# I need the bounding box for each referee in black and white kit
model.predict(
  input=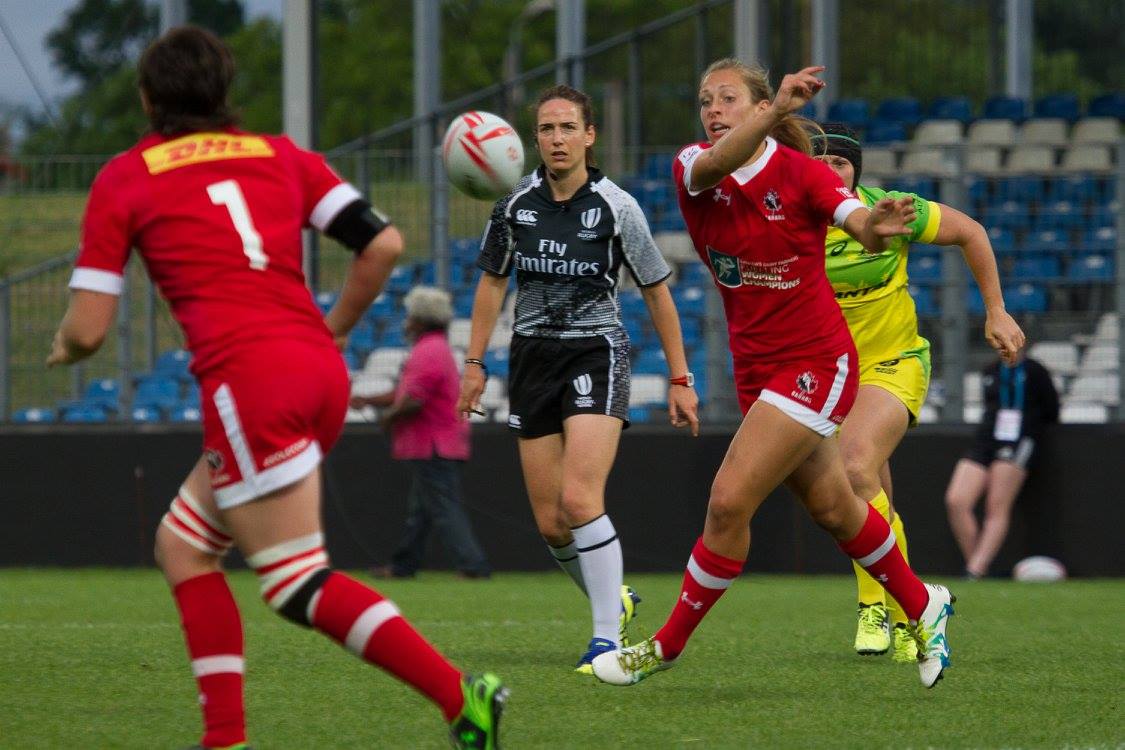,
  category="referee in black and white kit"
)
[945,353,1060,579]
[457,84,700,674]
